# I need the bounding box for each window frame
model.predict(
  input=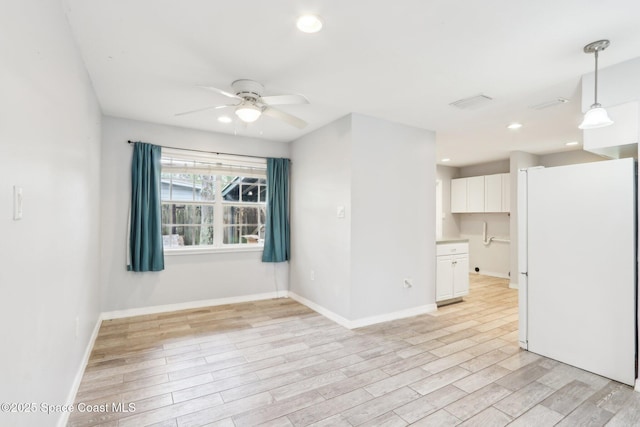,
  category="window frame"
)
[160,149,267,255]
